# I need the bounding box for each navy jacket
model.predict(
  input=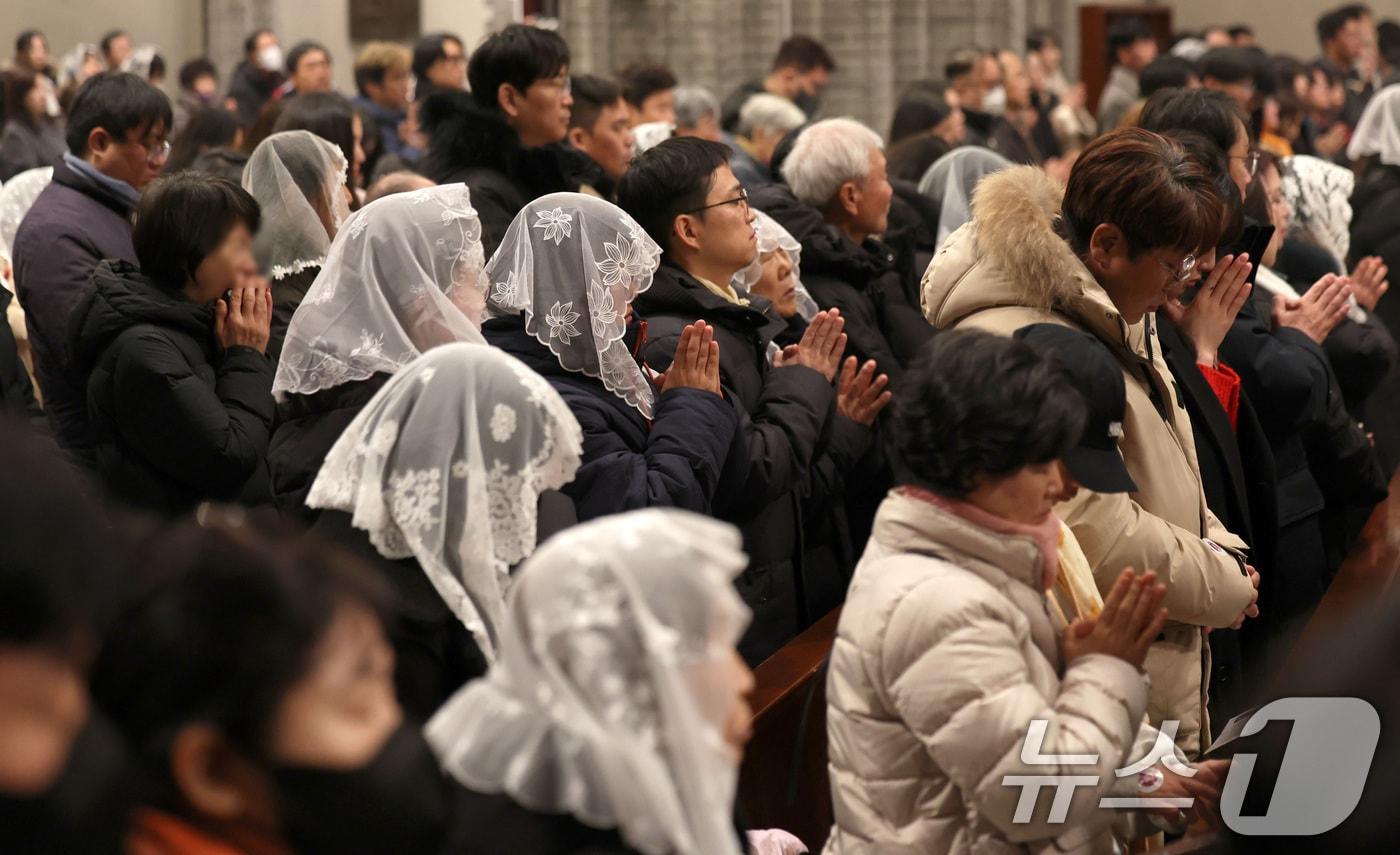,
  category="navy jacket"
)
[483,315,738,521]
[13,160,137,466]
